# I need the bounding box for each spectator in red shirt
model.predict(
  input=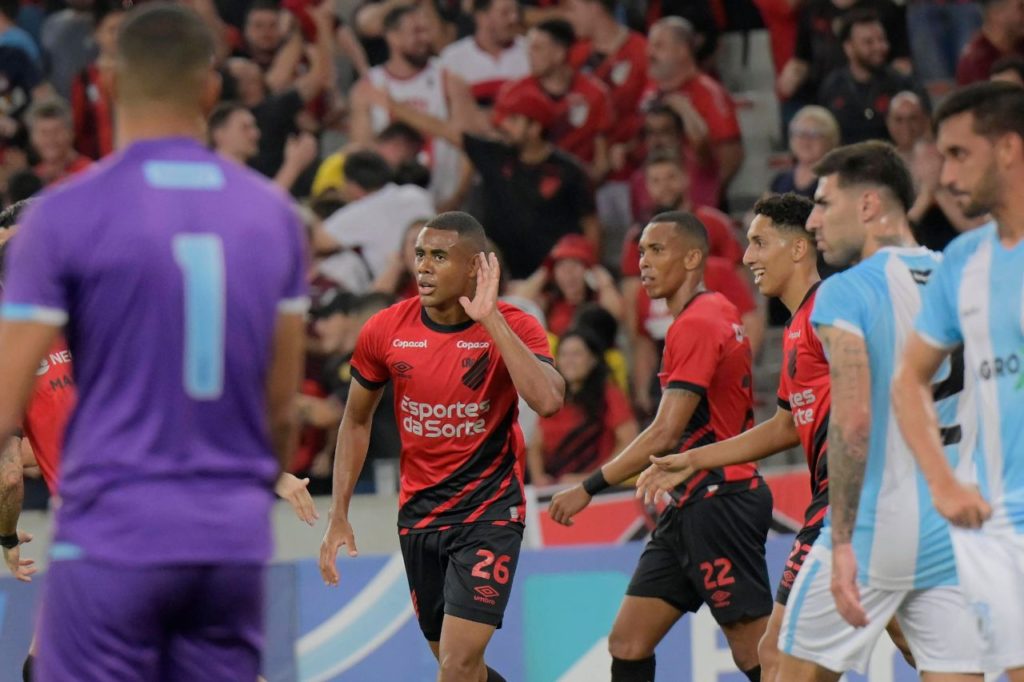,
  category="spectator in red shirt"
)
[27,98,91,186]
[643,16,744,209]
[70,0,124,160]
[512,19,614,180]
[528,328,638,485]
[567,0,649,262]
[956,0,1024,85]
[514,233,625,337]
